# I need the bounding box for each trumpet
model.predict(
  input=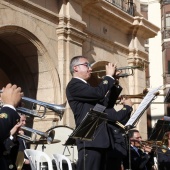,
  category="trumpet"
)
[91,65,142,78]
[0,90,66,119]
[17,97,66,119]
[18,126,55,144]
